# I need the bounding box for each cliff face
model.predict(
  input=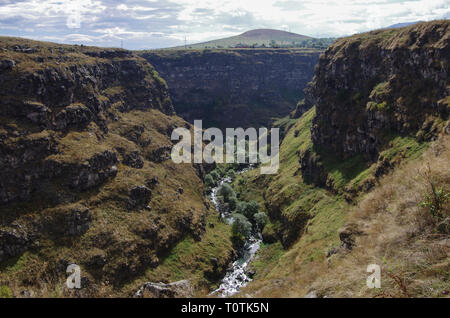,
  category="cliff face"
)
[0,37,234,297]
[140,49,320,128]
[305,21,449,161]
[0,40,173,205]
